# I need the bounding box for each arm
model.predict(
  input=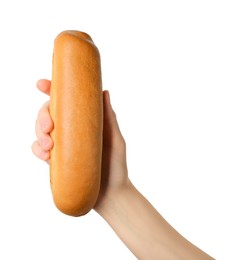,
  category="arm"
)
[96,180,213,260]
[32,79,214,260]
[95,89,213,259]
